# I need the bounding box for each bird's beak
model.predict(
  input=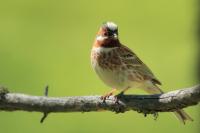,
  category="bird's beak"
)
[113,33,118,38]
